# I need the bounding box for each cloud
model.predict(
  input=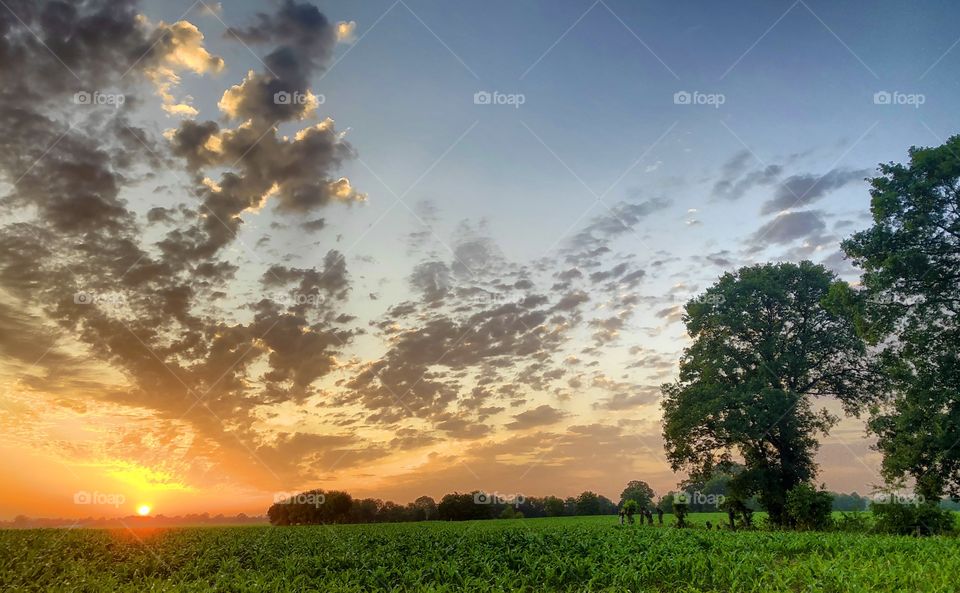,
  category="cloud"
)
[0,0,367,490]
[712,151,782,201]
[562,198,670,267]
[336,20,358,43]
[760,168,870,214]
[142,19,225,118]
[506,405,569,430]
[221,0,338,123]
[592,386,660,411]
[749,210,828,247]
